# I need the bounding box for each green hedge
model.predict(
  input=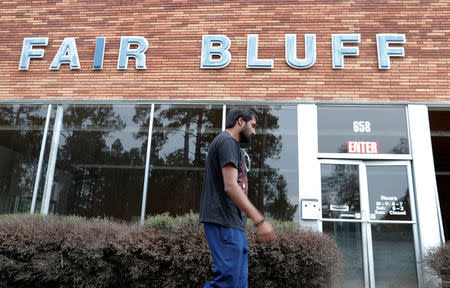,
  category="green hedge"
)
[0,213,342,288]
